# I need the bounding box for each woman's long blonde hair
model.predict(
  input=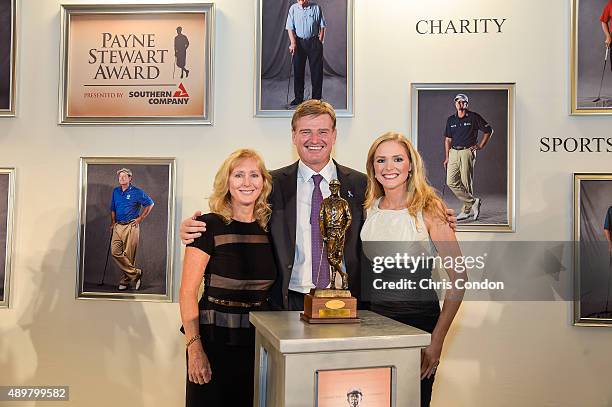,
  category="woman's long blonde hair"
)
[364,132,446,221]
[208,149,273,230]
